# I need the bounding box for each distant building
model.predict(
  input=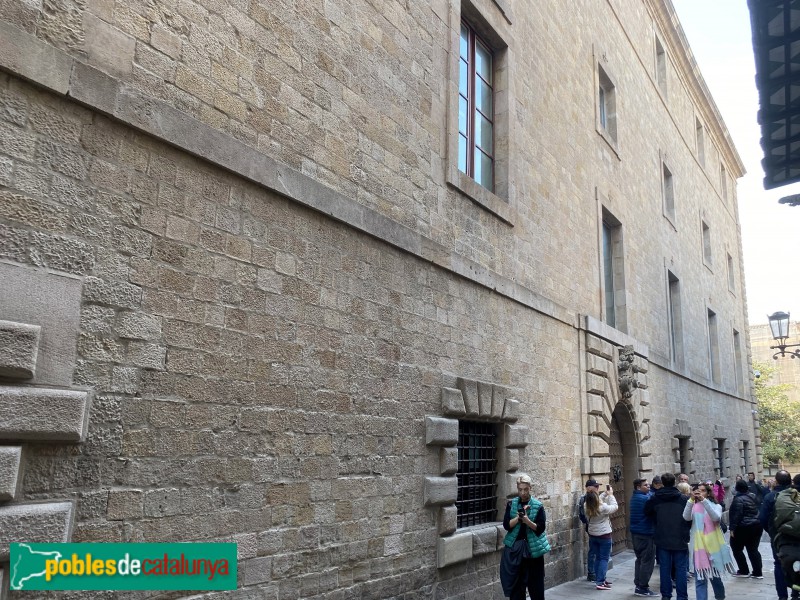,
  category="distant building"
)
[0,0,758,596]
[750,321,800,403]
